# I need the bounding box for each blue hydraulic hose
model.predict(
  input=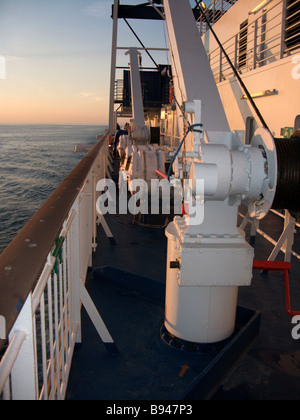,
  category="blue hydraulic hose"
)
[167,123,203,182]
